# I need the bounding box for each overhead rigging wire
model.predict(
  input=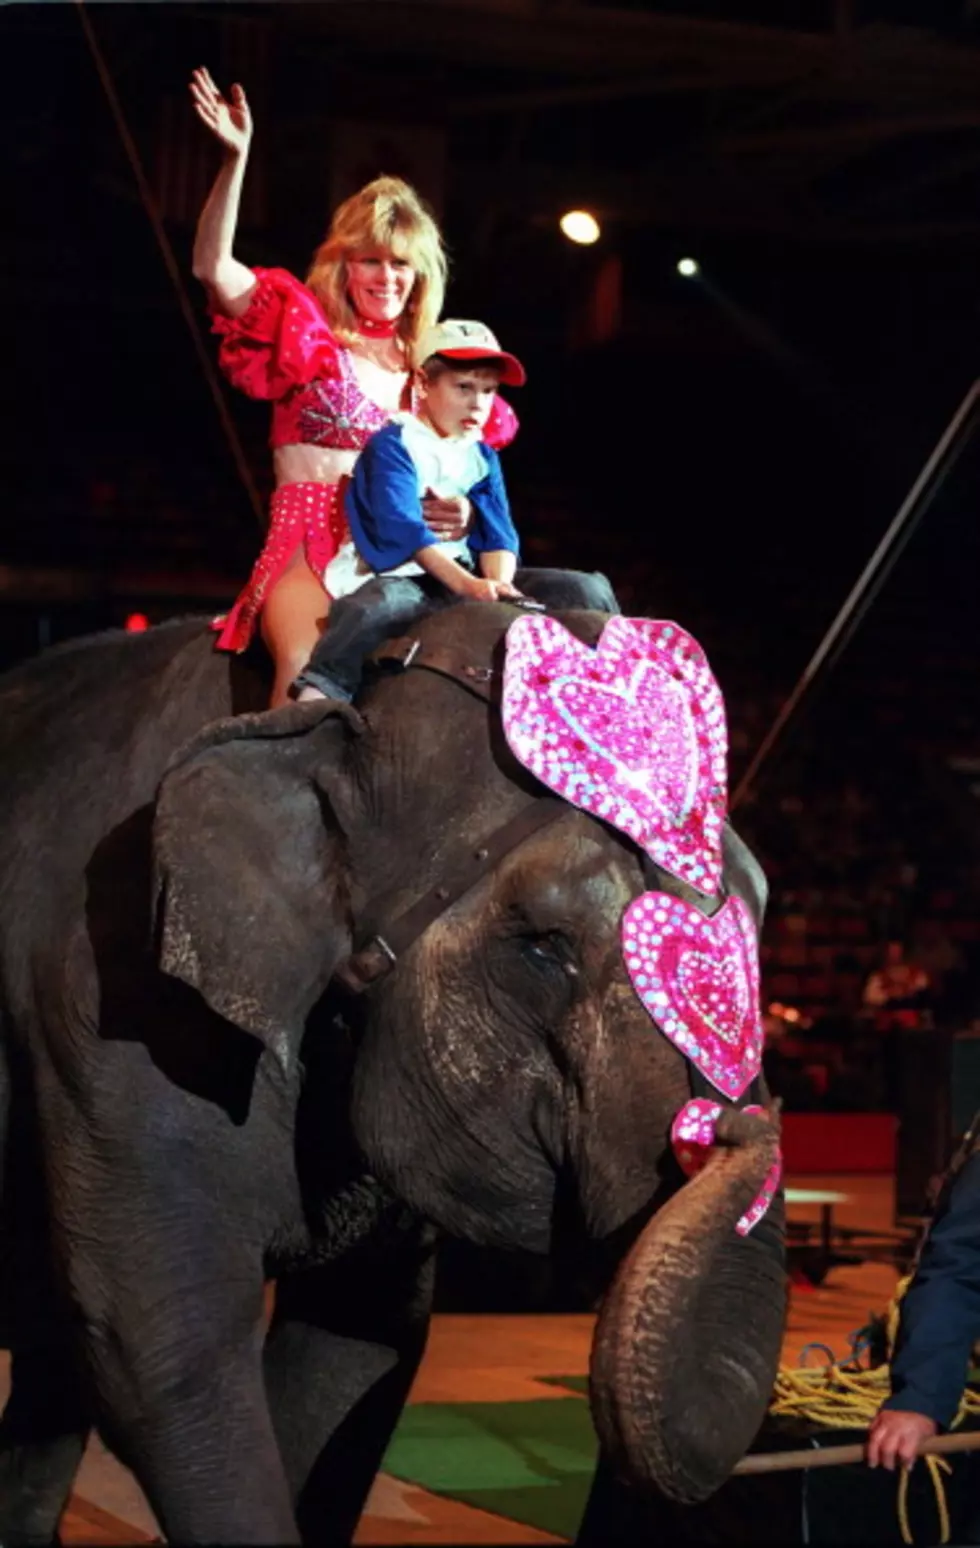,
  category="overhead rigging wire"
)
[74,0,265,533]
[732,376,980,811]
